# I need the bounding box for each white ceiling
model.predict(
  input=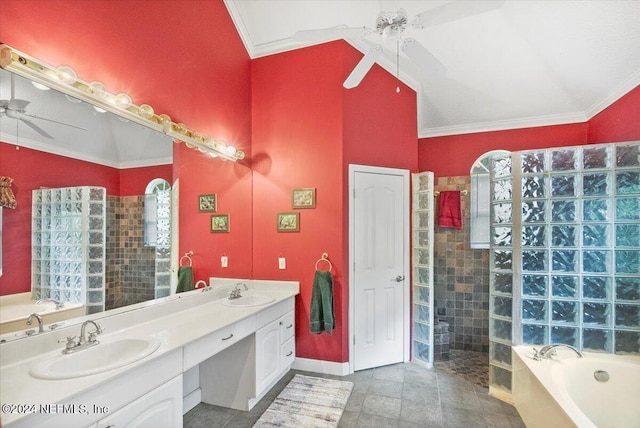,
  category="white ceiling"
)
[0,69,172,168]
[225,0,640,138]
